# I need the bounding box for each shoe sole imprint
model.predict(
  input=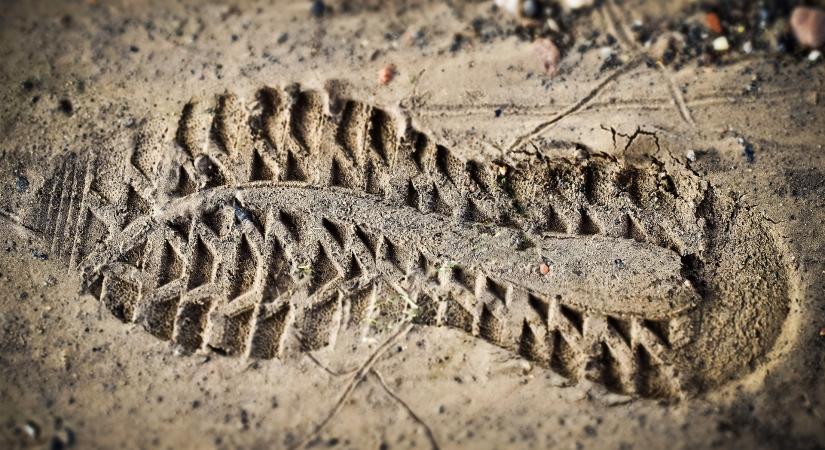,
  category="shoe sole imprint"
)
[26,85,790,399]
